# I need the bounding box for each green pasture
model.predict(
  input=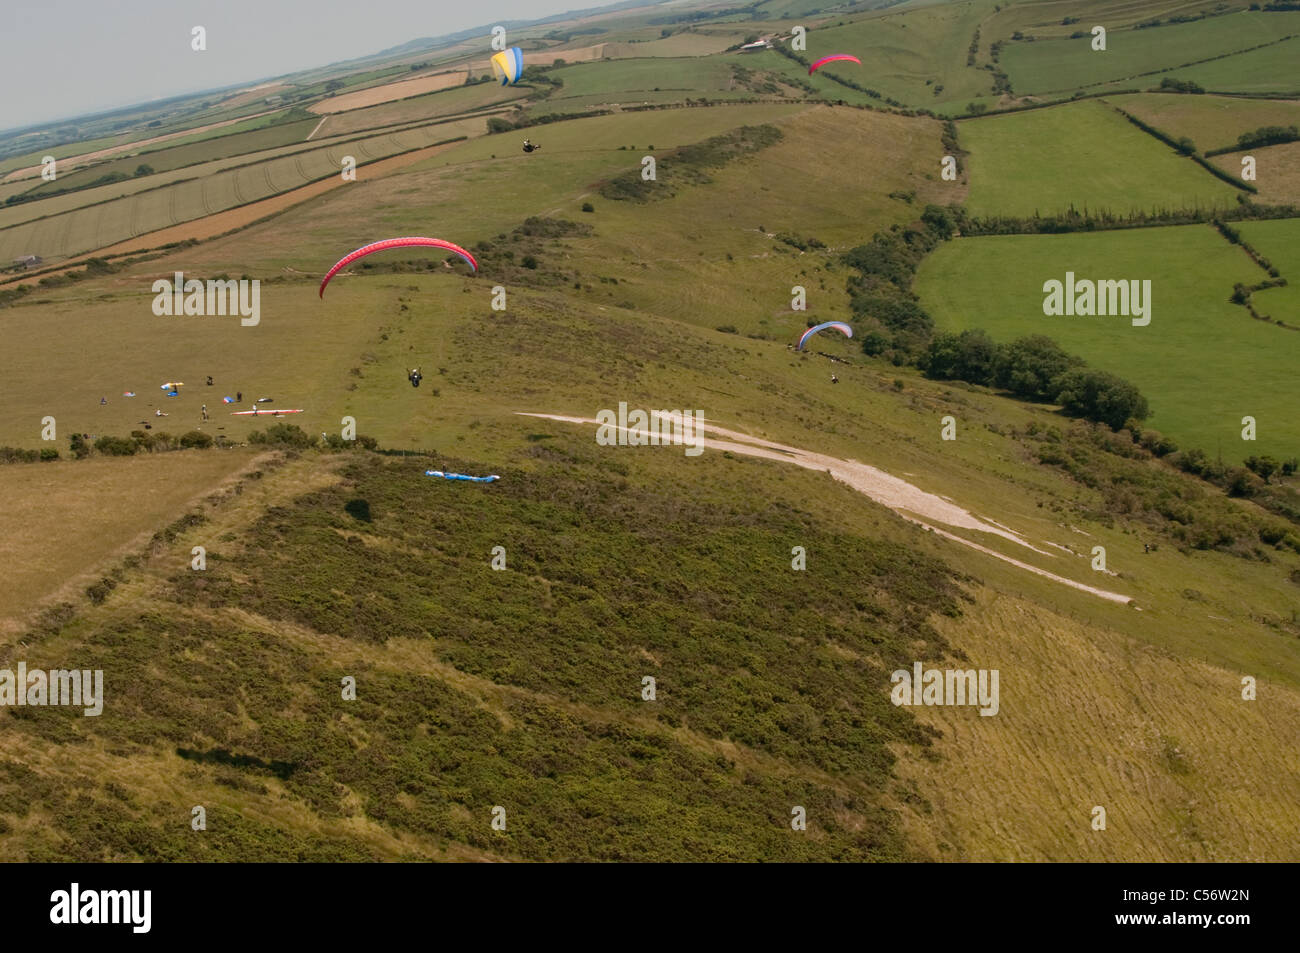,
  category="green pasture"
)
[1105,92,1300,153]
[983,0,1230,41]
[320,82,530,137]
[0,132,138,177]
[547,57,740,101]
[0,132,348,231]
[1143,36,1300,95]
[997,10,1300,95]
[1239,217,1300,327]
[959,100,1238,217]
[916,223,1298,459]
[795,1,999,107]
[18,119,322,199]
